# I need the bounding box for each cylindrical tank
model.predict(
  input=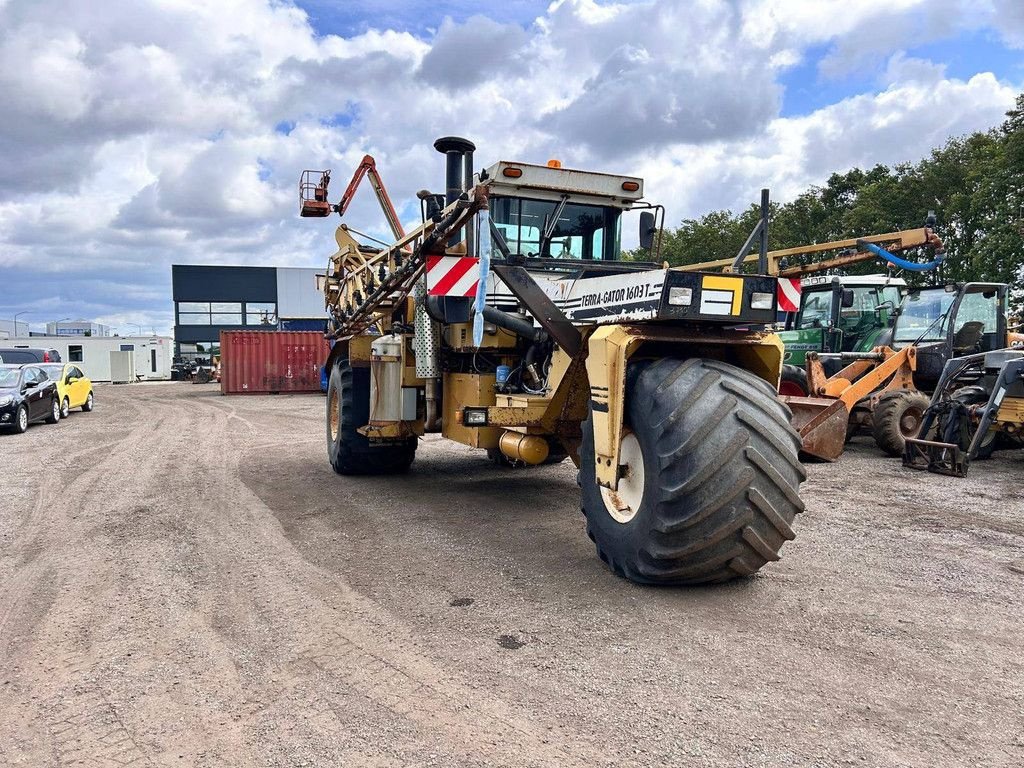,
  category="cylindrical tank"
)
[369,334,404,423]
[499,431,549,465]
